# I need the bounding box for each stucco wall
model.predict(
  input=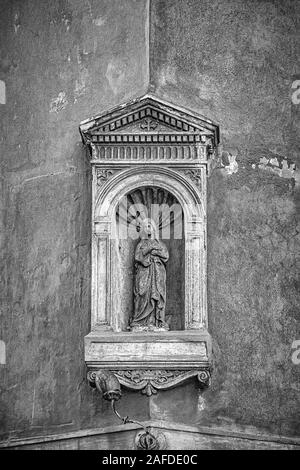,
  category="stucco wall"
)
[0,0,299,444]
[150,0,300,437]
[0,0,149,440]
